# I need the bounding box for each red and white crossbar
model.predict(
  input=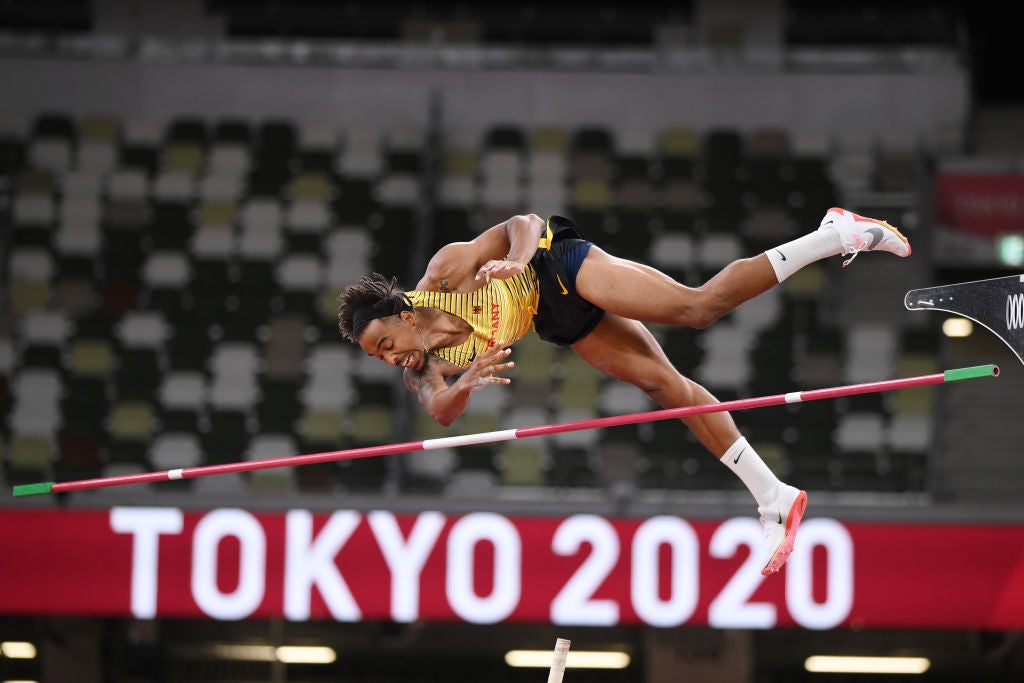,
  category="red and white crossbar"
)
[12,364,999,496]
